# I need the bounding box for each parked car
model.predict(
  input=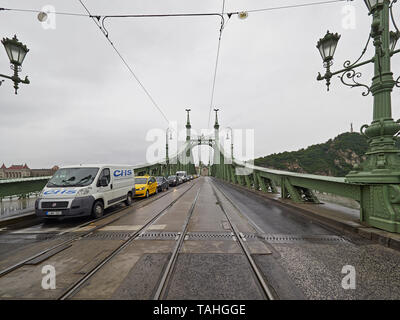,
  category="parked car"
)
[168,175,178,186]
[189,175,193,180]
[177,176,183,184]
[134,175,158,198]
[156,176,169,192]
